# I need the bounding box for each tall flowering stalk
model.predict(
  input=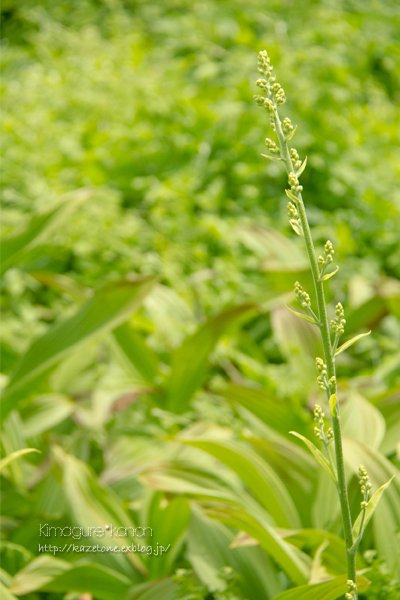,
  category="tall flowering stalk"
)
[253,50,392,598]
